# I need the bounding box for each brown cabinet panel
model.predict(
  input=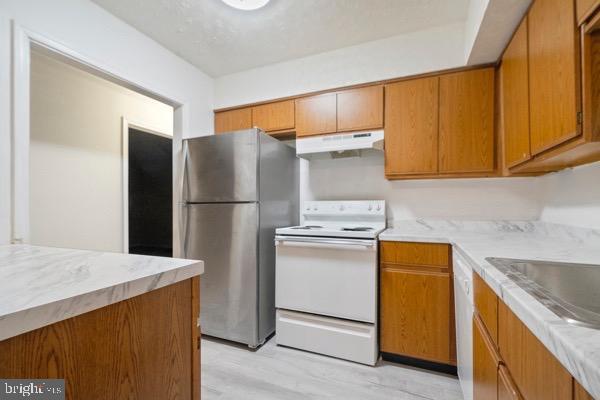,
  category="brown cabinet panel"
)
[336,85,384,132]
[528,0,580,155]
[498,301,524,390]
[521,323,573,400]
[497,299,573,400]
[473,272,498,345]
[575,381,596,400]
[380,241,450,268]
[251,100,295,132]
[0,279,198,400]
[439,68,495,173]
[380,267,453,364]
[295,93,337,137]
[384,77,439,175]
[215,108,252,134]
[473,314,500,400]
[501,17,531,168]
[498,365,523,400]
